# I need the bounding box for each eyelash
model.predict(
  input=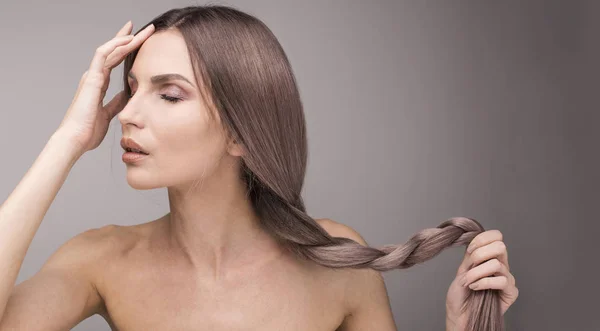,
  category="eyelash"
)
[127,92,182,104]
[160,94,182,104]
